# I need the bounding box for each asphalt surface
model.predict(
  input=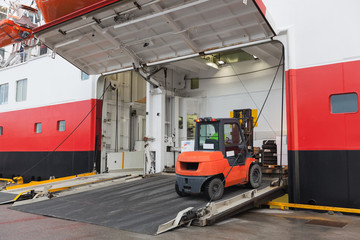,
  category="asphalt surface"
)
[11,174,271,235]
[2,205,360,240]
